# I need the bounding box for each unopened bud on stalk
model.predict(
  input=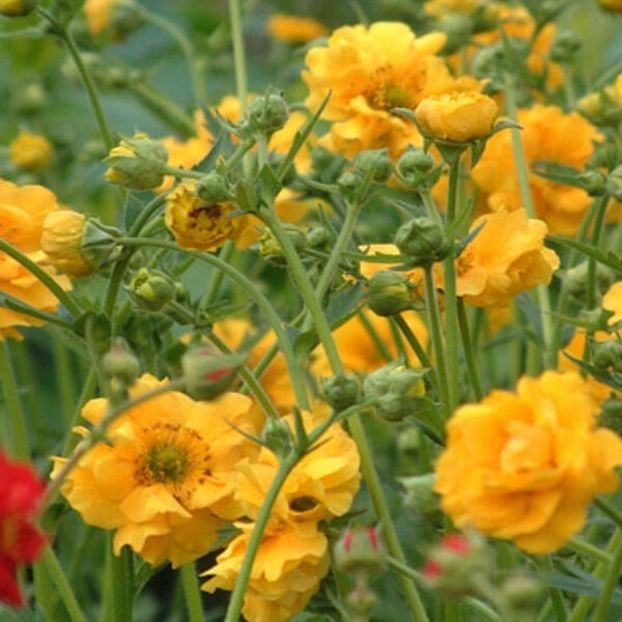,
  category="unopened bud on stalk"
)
[354,149,393,182]
[397,147,435,184]
[563,261,614,305]
[0,0,37,17]
[368,270,413,316]
[104,132,167,190]
[258,225,306,265]
[261,417,293,458]
[196,172,229,203]
[306,226,331,250]
[578,170,607,197]
[334,526,386,576]
[107,0,144,40]
[399,473,439,514]
[129,268,176,311]
[321,373,360,412]
[346,584,378,617]
[437,14,473,55]
[247,92,289,136]
[394,217,451,266]
[101,338,140,386]
[337,170,363,199]
[550,29,582,63]
[501,575,544,617]
[592,340,622,373]
[607,166,622,202]
[181,348,245,400]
